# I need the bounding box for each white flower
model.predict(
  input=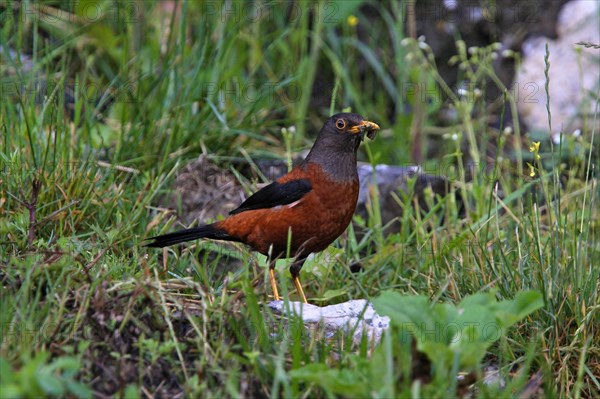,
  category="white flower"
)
[443,132,460,141]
